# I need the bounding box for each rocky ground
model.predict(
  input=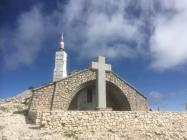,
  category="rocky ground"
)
[0,100,121,140]
[0,101,65,140]
[0,91,187,140]
[0,90,70,140]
